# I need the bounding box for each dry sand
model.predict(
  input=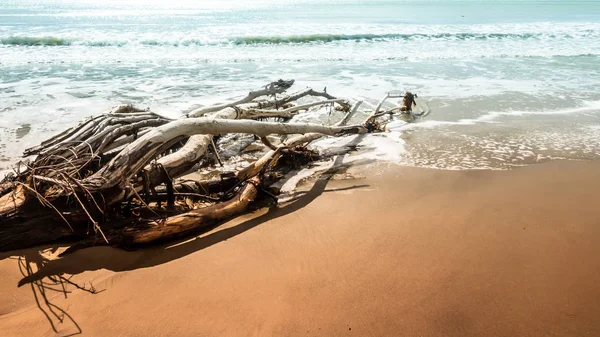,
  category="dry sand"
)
[1,160,600,337]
